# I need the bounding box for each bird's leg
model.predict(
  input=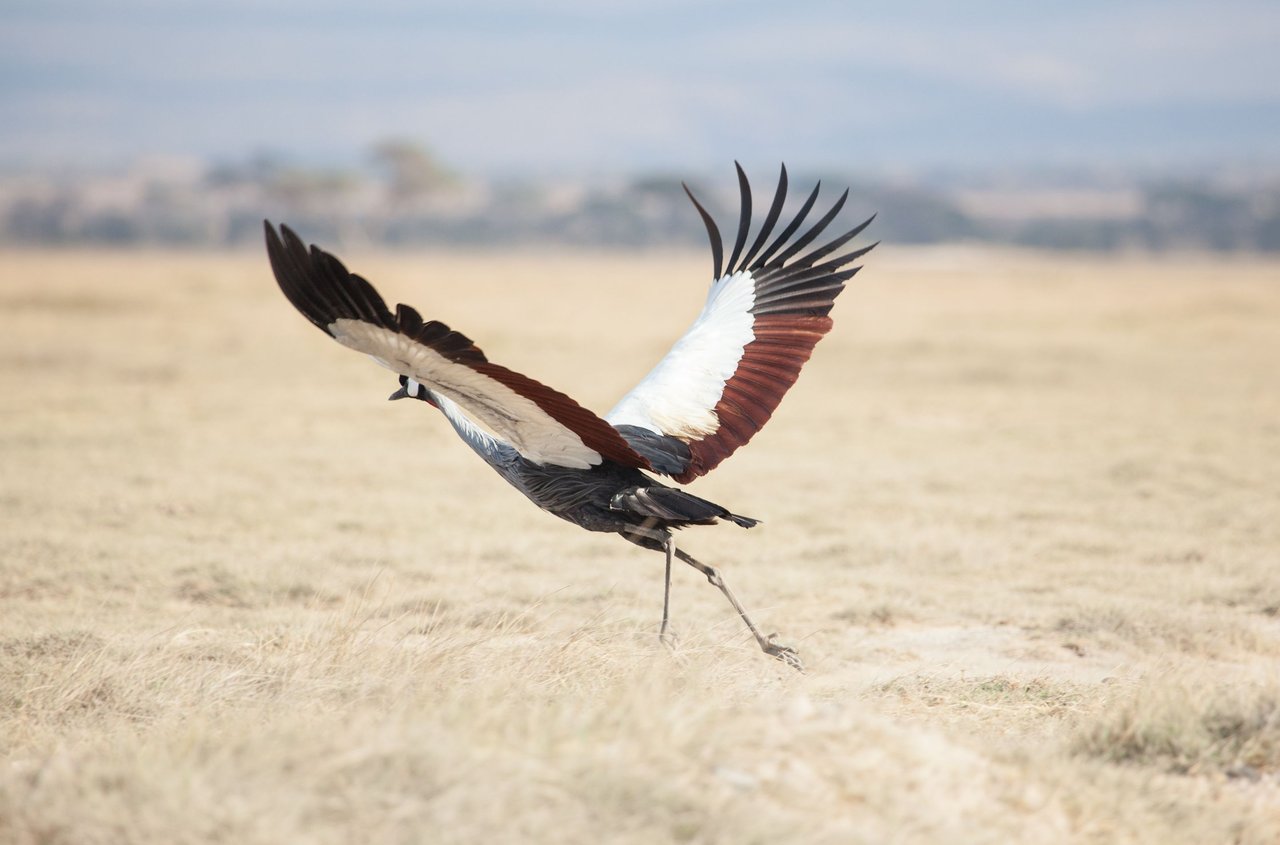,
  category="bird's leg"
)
[674,548,802,671]
[659,534,677,650]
